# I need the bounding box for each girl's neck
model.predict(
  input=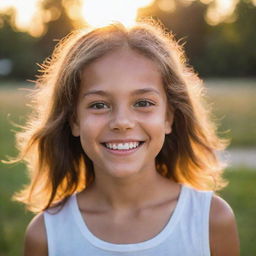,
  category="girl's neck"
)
[83,170,178,211]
